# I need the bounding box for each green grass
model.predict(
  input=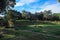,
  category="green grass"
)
[0,20,60,40]
[15,20,60,40]
[15,25,60,40]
